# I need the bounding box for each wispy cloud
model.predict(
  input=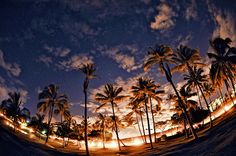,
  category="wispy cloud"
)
[58,54,94,71]
[37,55,53,66]
[150,2,176,32]
[0,84,28,104]
[175,34,193,46]
[97,45,142,72]
[185,0,198,21]
[0,50,21,77]
[44,45,71,57]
